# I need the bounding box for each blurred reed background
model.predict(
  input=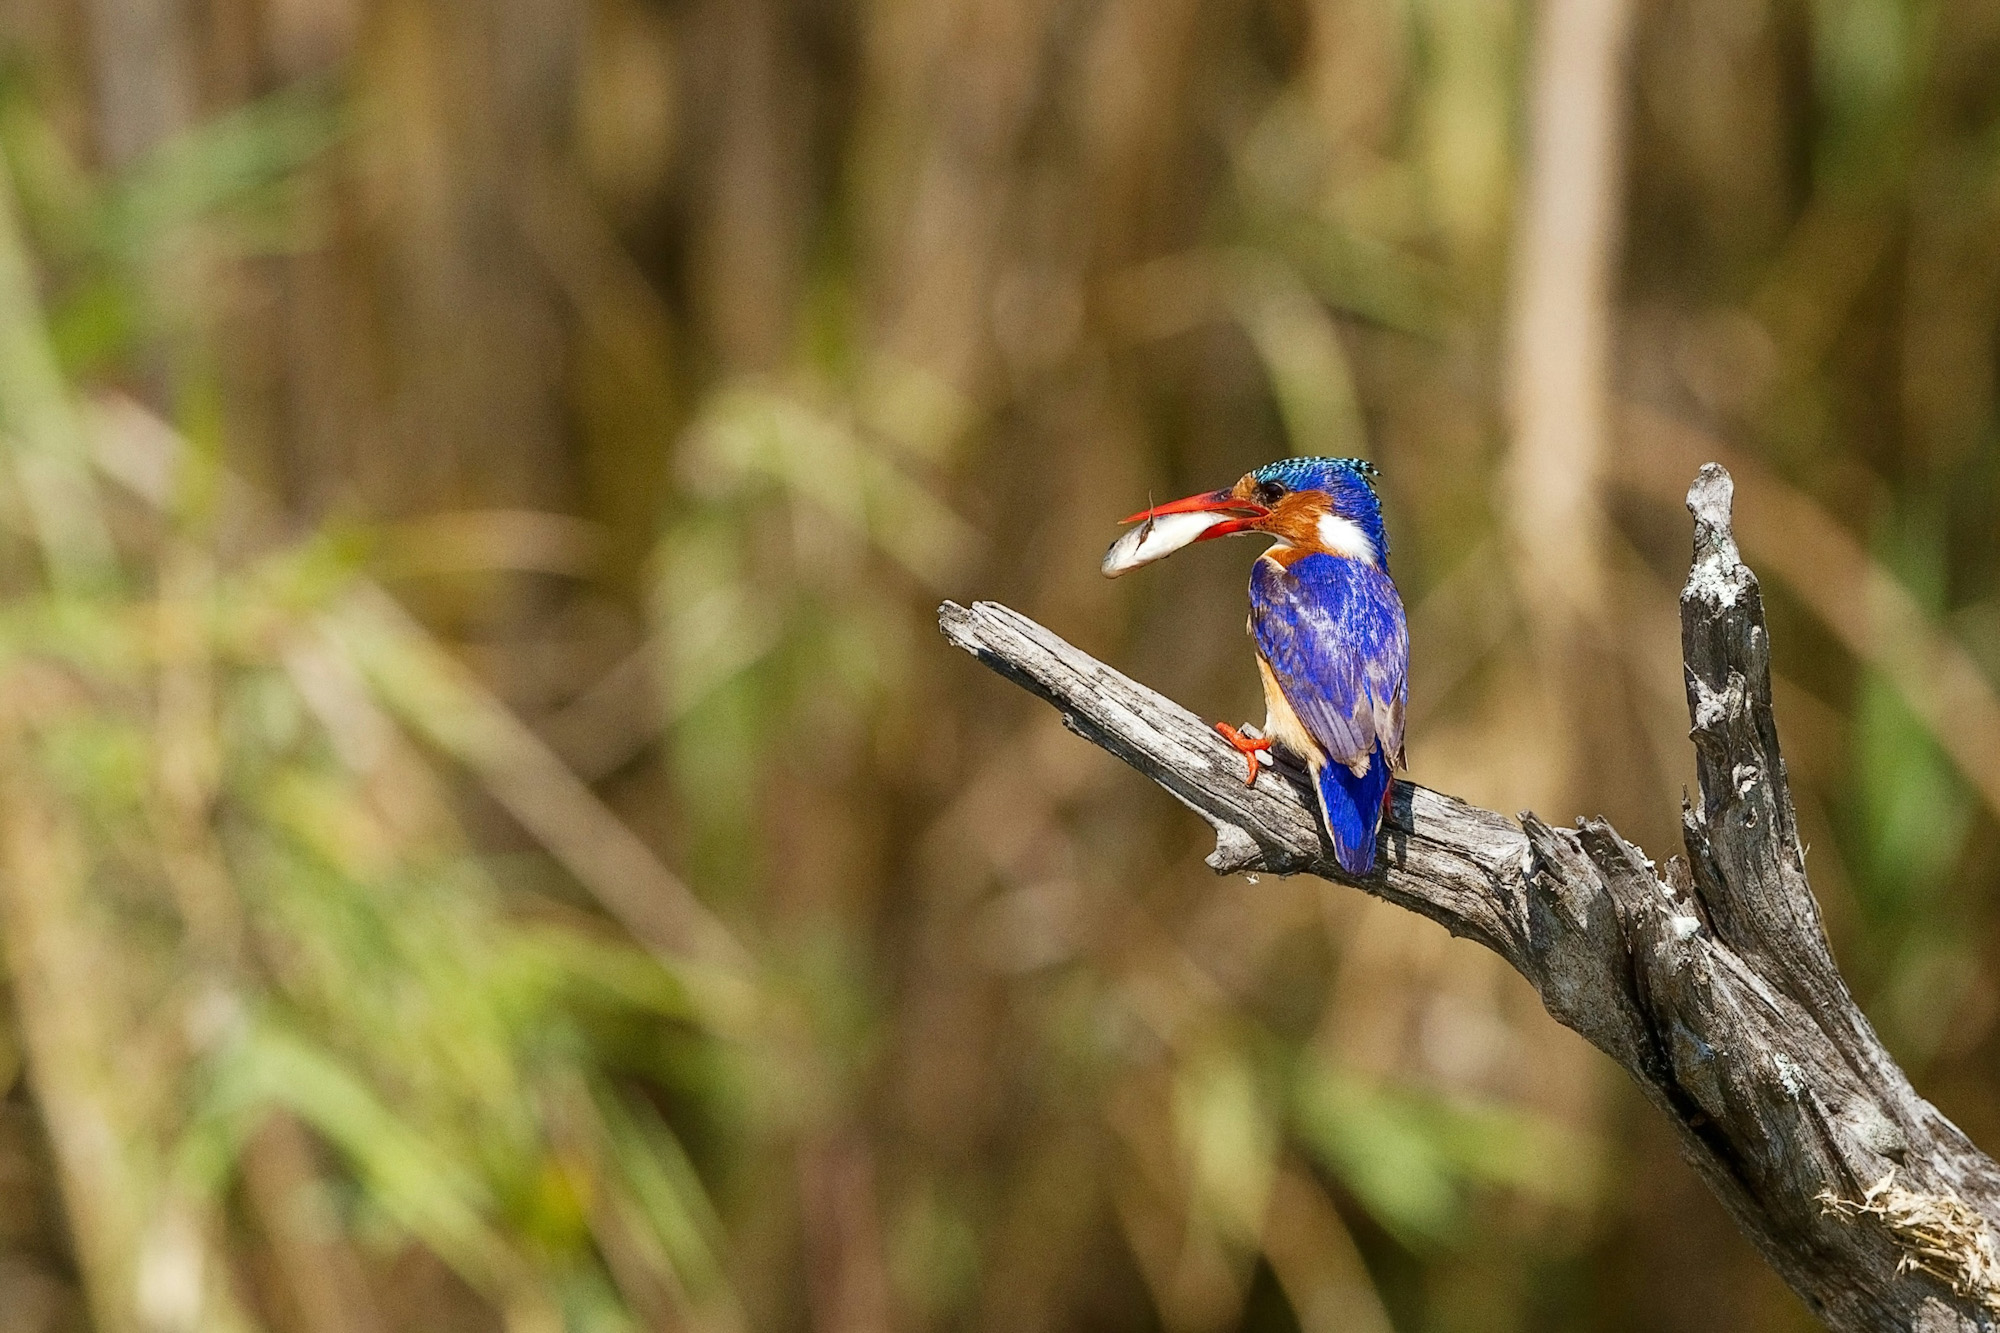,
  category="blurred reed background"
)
[0,0,1993,1330]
